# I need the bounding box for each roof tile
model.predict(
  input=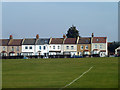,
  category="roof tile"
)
[92,37,107,43]
[64,38,77,44]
